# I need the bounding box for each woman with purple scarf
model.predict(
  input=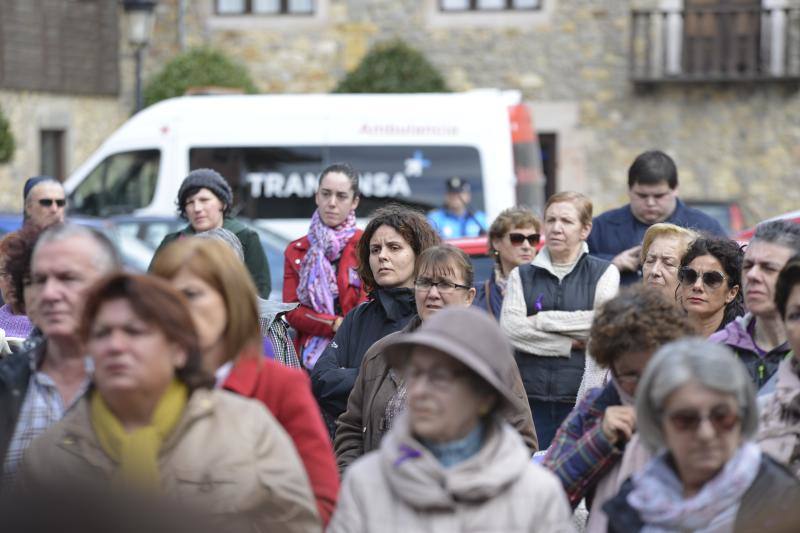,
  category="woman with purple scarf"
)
[283,163,367,370]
